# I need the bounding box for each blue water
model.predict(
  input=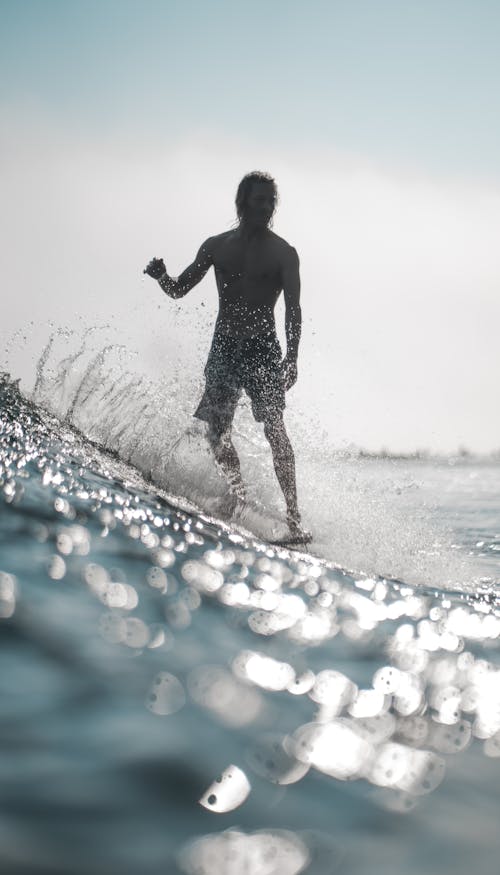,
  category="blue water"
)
[1,361,500,875]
